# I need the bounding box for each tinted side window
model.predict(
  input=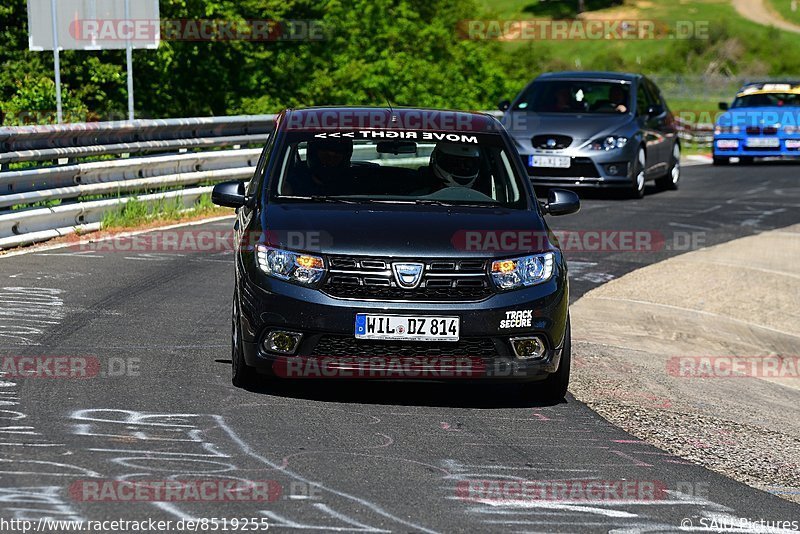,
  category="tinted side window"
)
[644,79,664,108]
[636,82,654,116]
